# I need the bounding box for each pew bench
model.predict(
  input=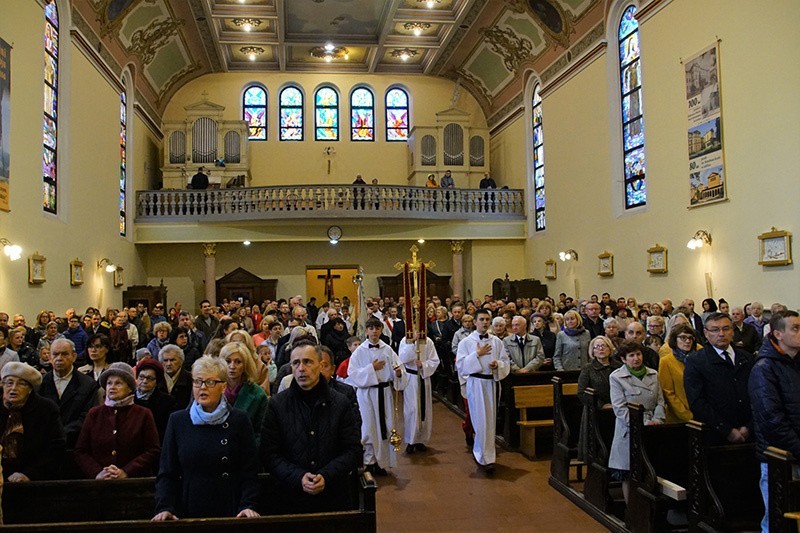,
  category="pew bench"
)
[1,471,376,532]
[515,382,577,459]
[550,376,585,484]
[767,447,800,533]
